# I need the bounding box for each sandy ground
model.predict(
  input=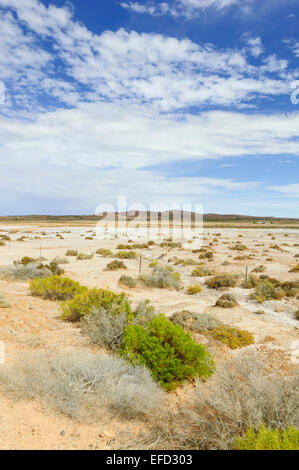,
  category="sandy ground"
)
[0,223,298,449]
